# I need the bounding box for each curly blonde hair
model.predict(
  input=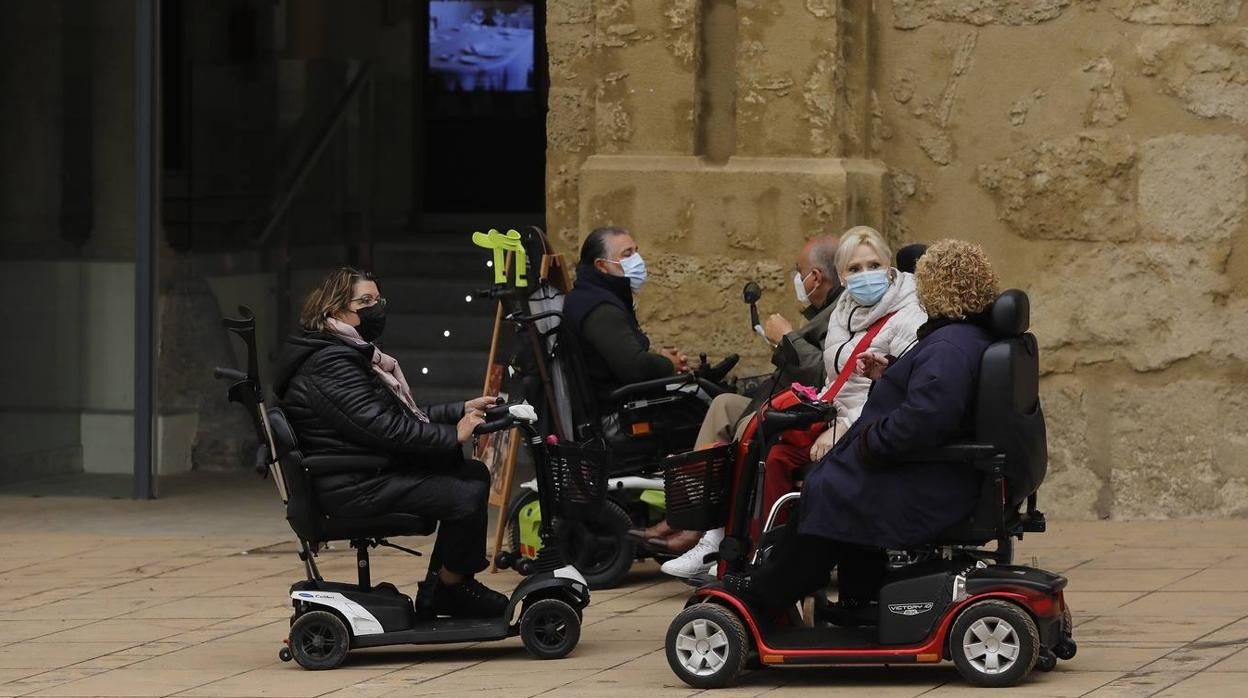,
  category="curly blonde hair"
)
[914,240,1000,320]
